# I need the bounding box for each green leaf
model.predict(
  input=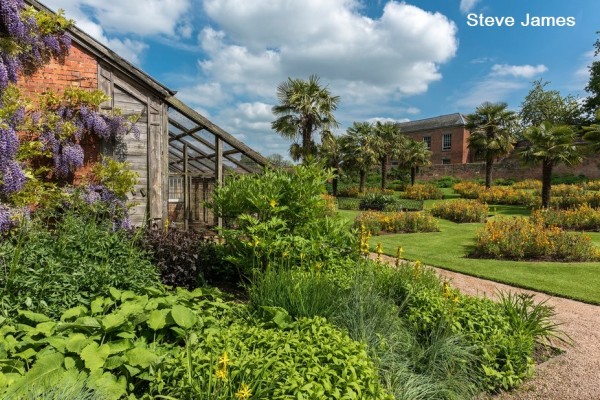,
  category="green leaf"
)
[125,347,159,369]
[101,312,127,332]
[18,310,52,324]
[4,353,65,397]
[148,309,168,331]
[64,356,77,370]
[109,288,122,301]
[80,343,110,371]
[66,333,91,354]
[34,321,57,337]
[60,306,87,322]
[87,370,127,399]
[90,297,106,315]
[170,305,197,330]
[108,339,133,355]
